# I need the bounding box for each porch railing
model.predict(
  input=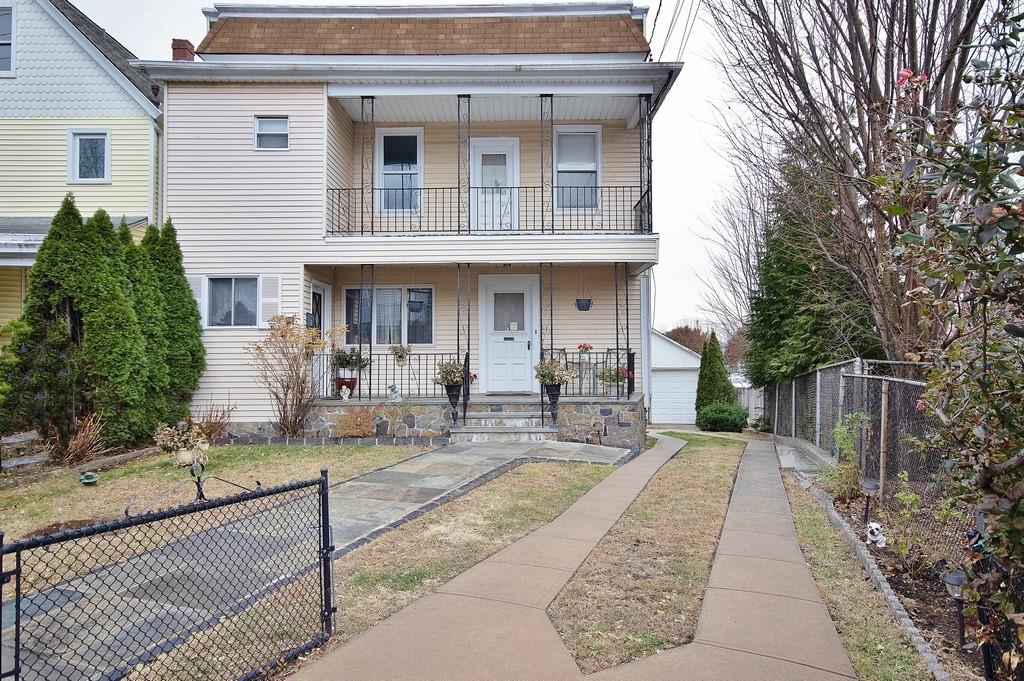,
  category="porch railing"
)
[541,349,636,398]
[326,186,650,236]
[312,351,458,400]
